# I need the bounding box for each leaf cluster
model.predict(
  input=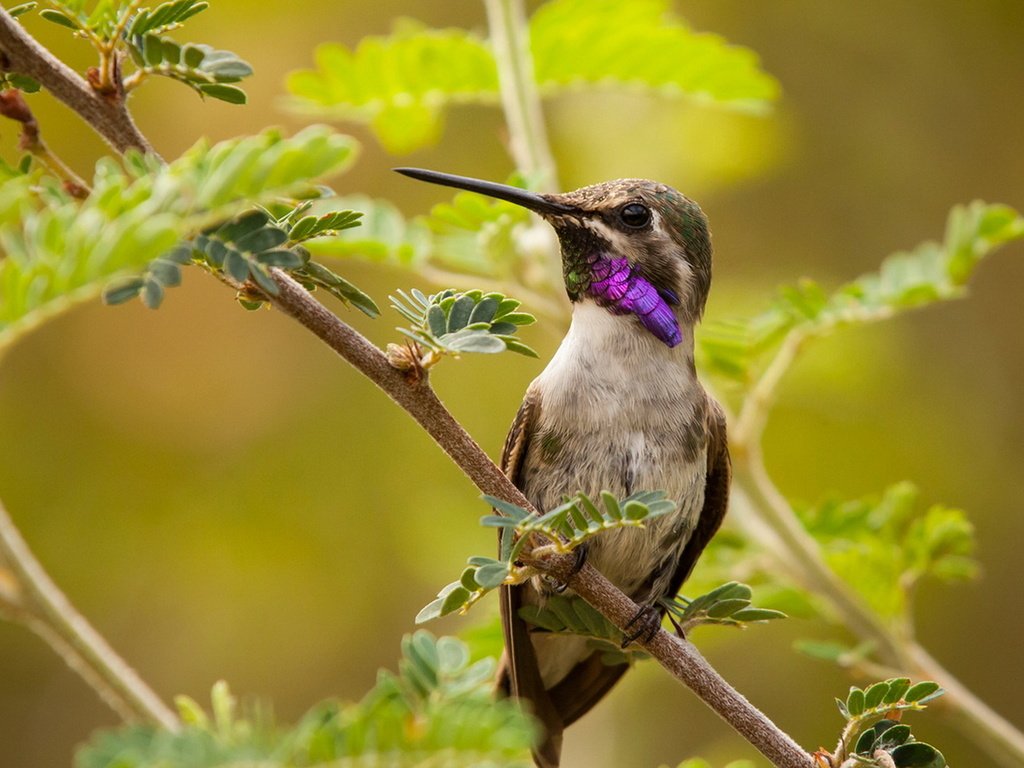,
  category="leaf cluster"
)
[287,0,778,152]
[487,489,676,560]
[417,490,783,648]
[830,679,945,768]
[75,632,537,768]
[417,490,674,623]
[798,482,977,620]
[663,581,786,634]
[519,593,640,666]
[391,287,537,361]
[32,0,252,103]
[106,201,379,315]
[0,126,357,349]
[699,201,1024,386]
[309,185,547,295]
